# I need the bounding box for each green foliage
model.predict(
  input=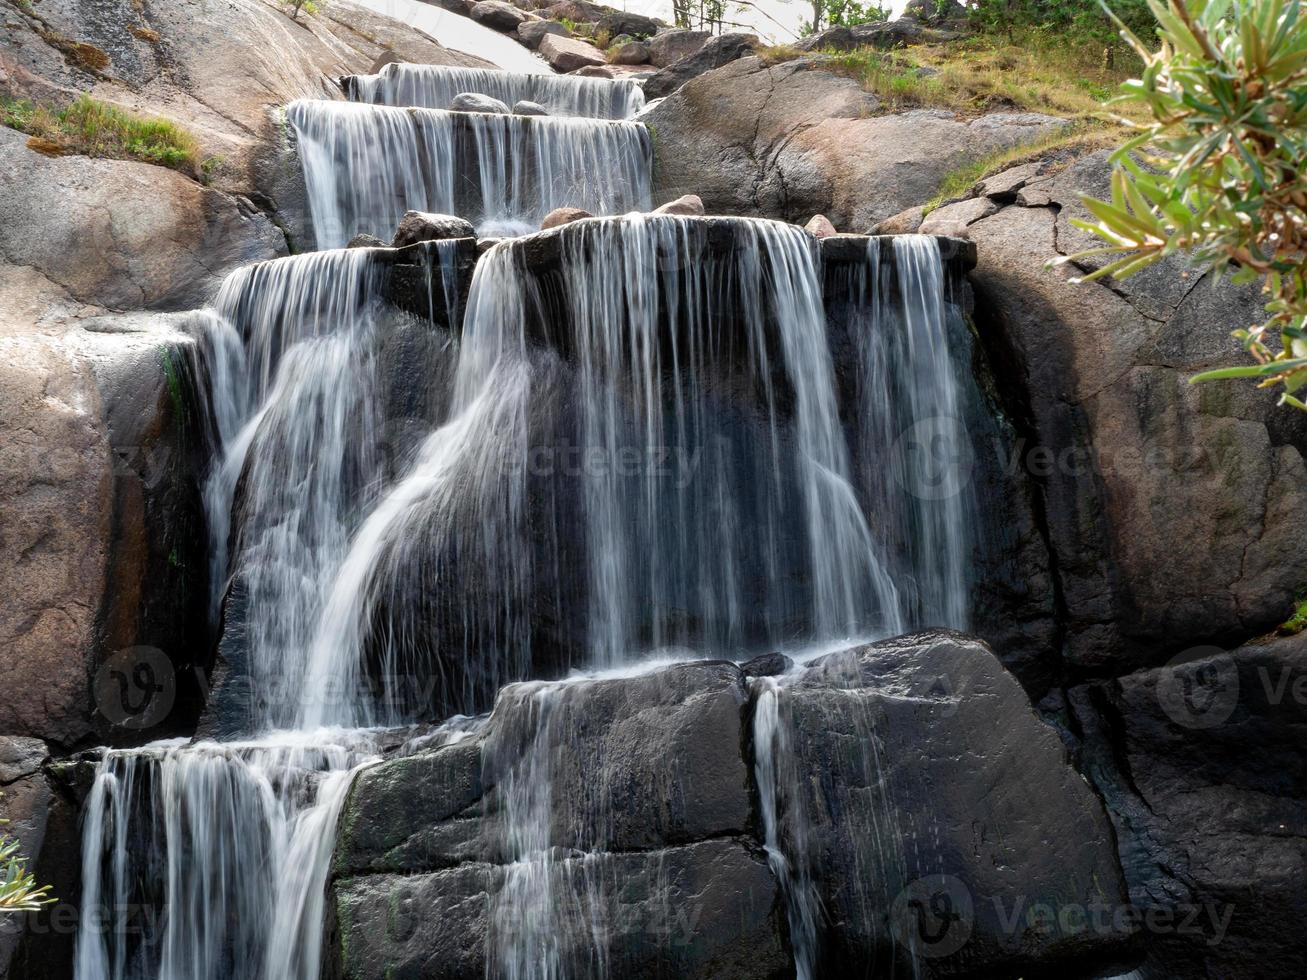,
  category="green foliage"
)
[1,811,53,914]
[1064,0,1307,410]
[282,0,322,19]
[0,94,200,176]
[1281,593,1307,633]
[969,0,1156,46]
